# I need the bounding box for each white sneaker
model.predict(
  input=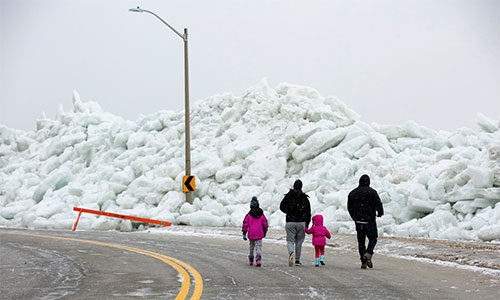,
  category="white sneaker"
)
[288,252,295,266]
